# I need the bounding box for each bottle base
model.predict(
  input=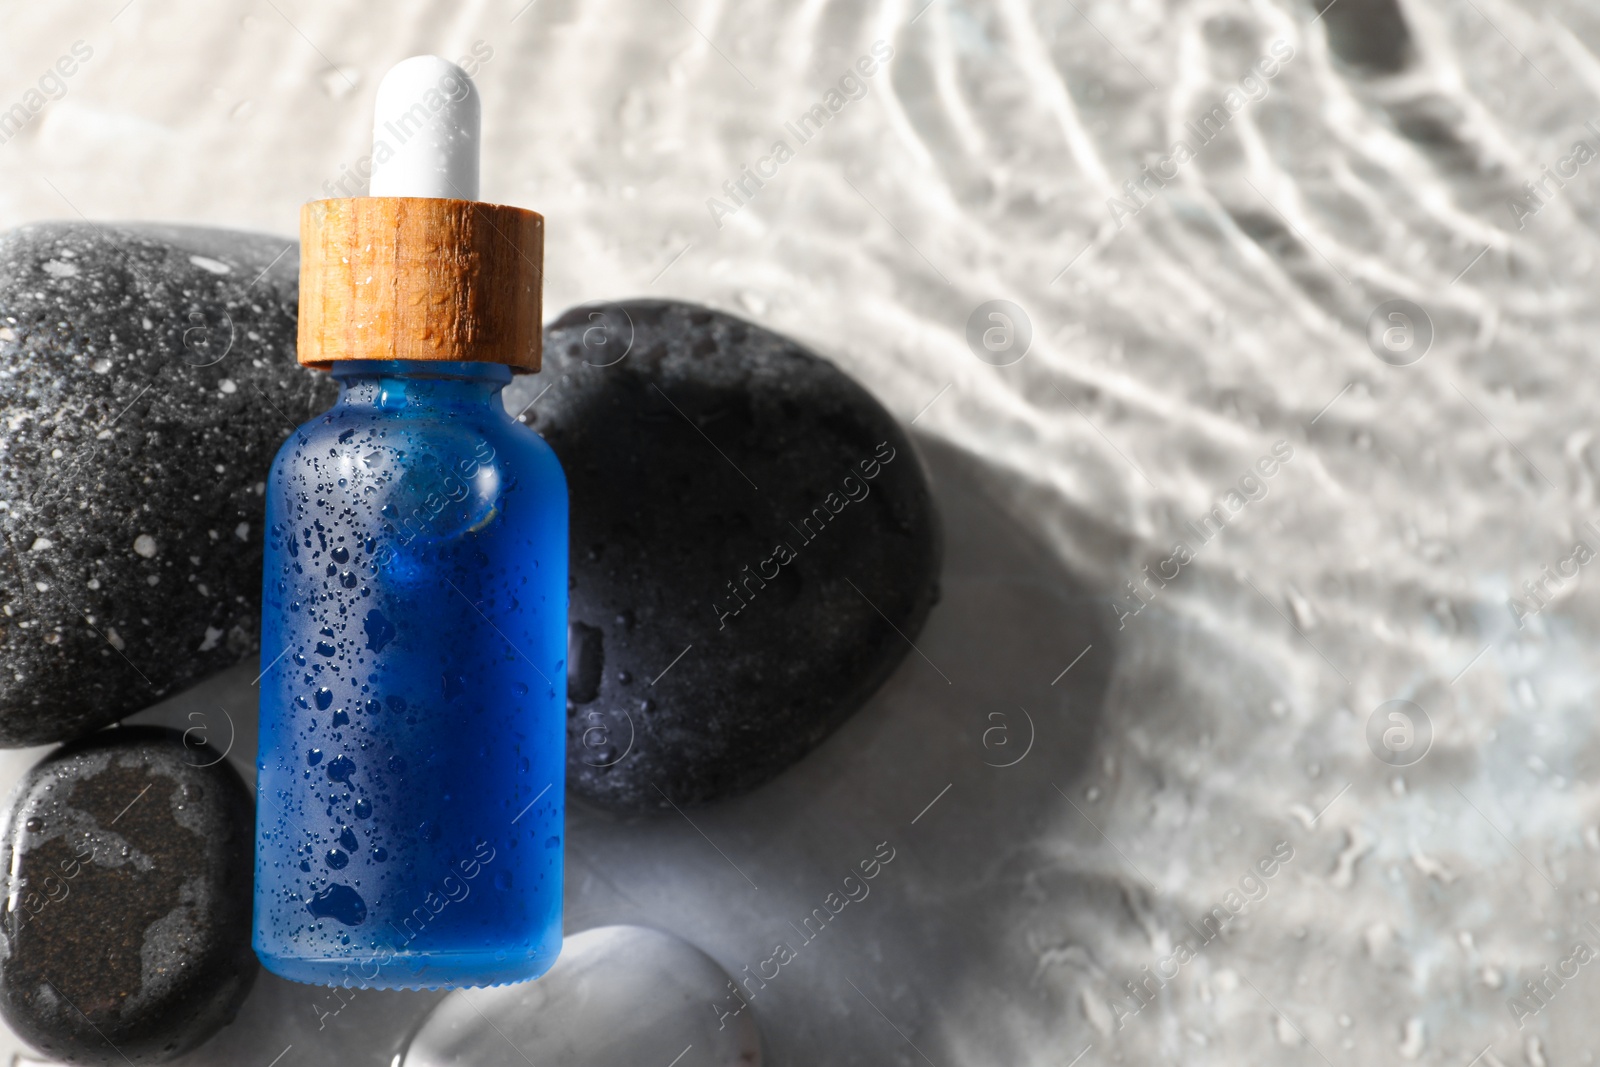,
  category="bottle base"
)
[256,942,561,990]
